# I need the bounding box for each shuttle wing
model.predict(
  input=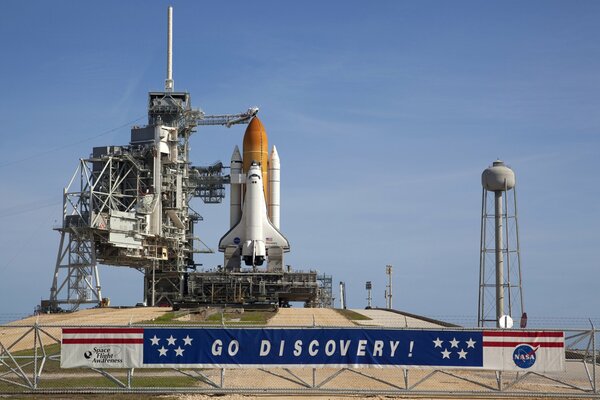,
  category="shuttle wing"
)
[218,217,290,251]
[263,219,290,250]
[218,222,245,251]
